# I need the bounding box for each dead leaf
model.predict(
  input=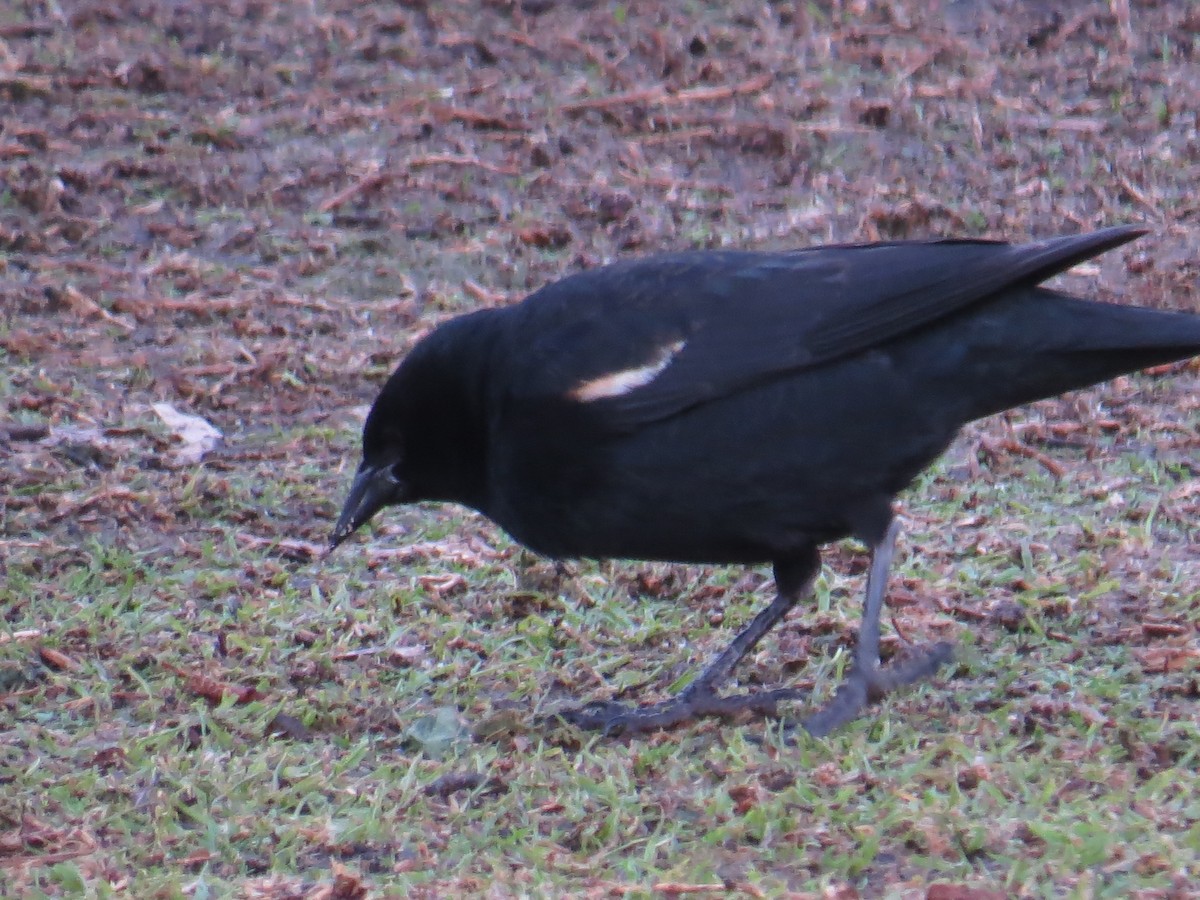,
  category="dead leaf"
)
[516,225,571,248]
[266,713,312,741]
[727,783,764,815]
[927,886,1006,900]
[652,884,728,896]
[1134,646,1200,674]
[163,663,263,706]
[152,402,223,465]
[37,646,78,671]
